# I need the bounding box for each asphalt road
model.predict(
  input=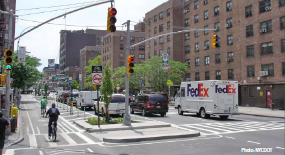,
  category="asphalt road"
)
[3,94,284,155]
